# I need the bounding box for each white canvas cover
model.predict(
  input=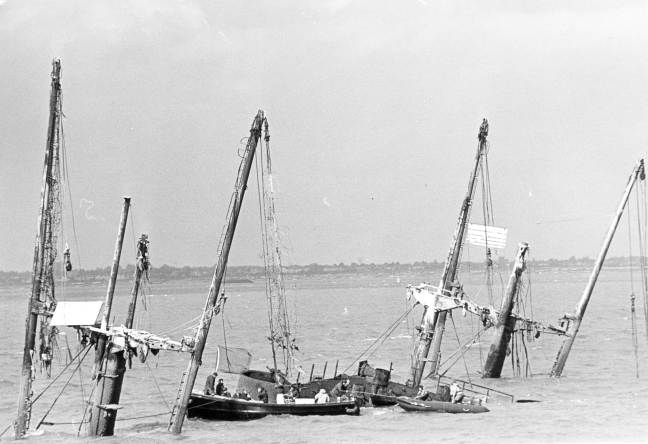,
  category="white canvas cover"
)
[466,223,507,249]
[51,301,104,327]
